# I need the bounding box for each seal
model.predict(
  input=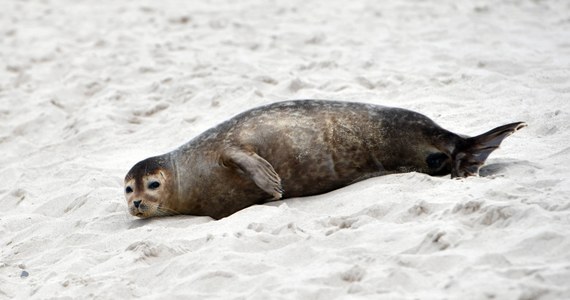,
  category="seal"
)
[124,100,526,219]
